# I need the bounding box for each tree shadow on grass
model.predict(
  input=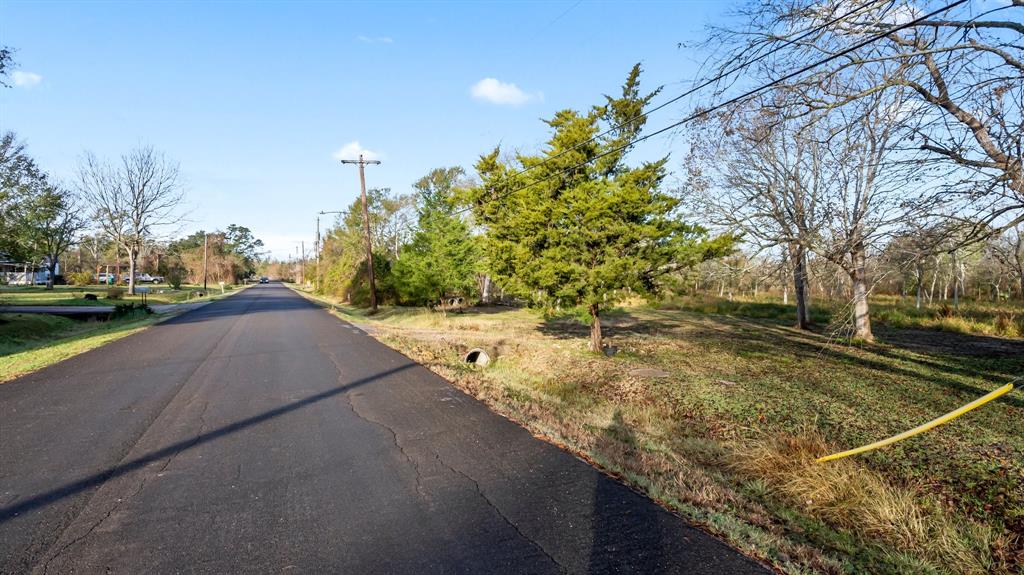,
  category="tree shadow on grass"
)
[0,313,154,361]
[536,307,1024,410]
